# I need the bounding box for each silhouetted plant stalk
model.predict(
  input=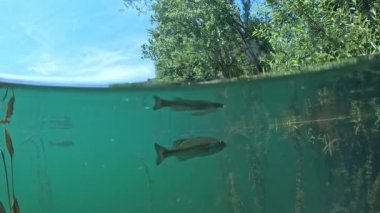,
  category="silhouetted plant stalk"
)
[294,140,305,213]
[249,154,263,213]
[5,128,20,213]
[368,173,380,213]
[136,154,153,213]
[365,150,374,200]
[5,95,15,122]
[0,148,11,213]
[0,88,20,213]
